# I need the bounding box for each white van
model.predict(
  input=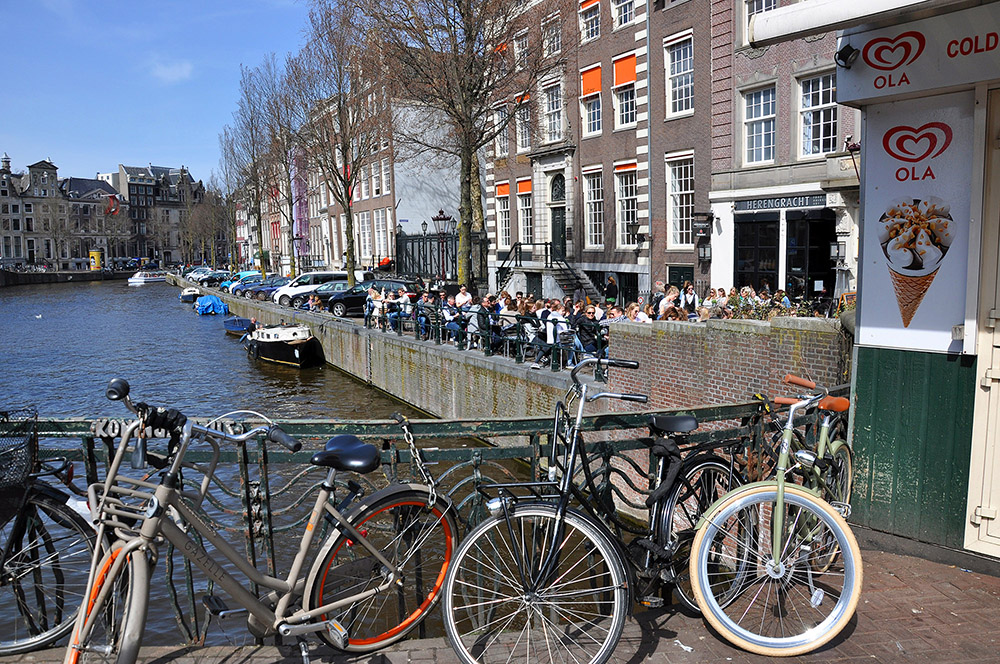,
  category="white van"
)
[271,270,374,307]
